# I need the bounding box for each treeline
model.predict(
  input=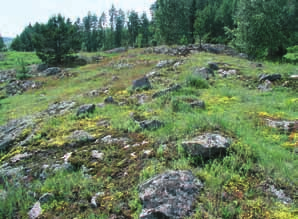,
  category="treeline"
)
[10,0,298,63]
